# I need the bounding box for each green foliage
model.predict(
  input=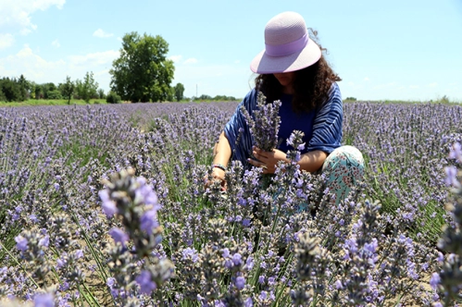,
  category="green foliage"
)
[212,94,237,101]
[0,77,23,102]
[439,95,450,104]
[75,72,99,103]
[106,91,121,104]
[0,88,5,102]
[174,83,185,101]
[41,82,58,99]
[34,83,42,99]
[198,94,212,100]
[47,89,62,100]
[59,76,75,105]
[18,74,31,101]
[97,88,106,99]
[109,32,175,102]
[345,97,357,101]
